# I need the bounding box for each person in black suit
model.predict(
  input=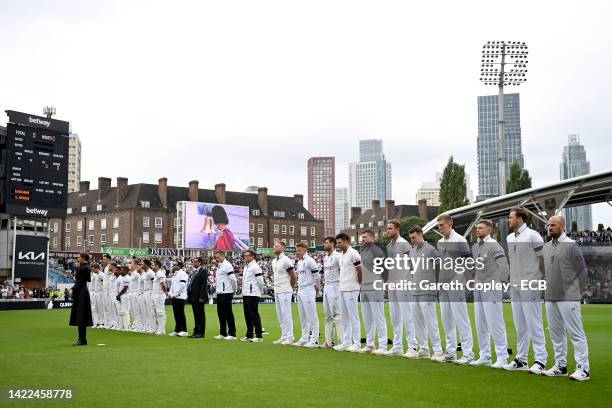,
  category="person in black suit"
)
[187,257,208,338]
[69,252,94,346]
